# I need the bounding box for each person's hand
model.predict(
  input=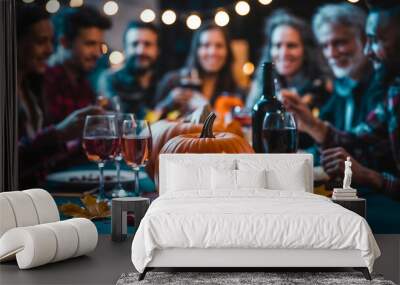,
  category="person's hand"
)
[281,89,327,143]
[170,87,194,104]
[321,147,371,186]
[55,105,104,141]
